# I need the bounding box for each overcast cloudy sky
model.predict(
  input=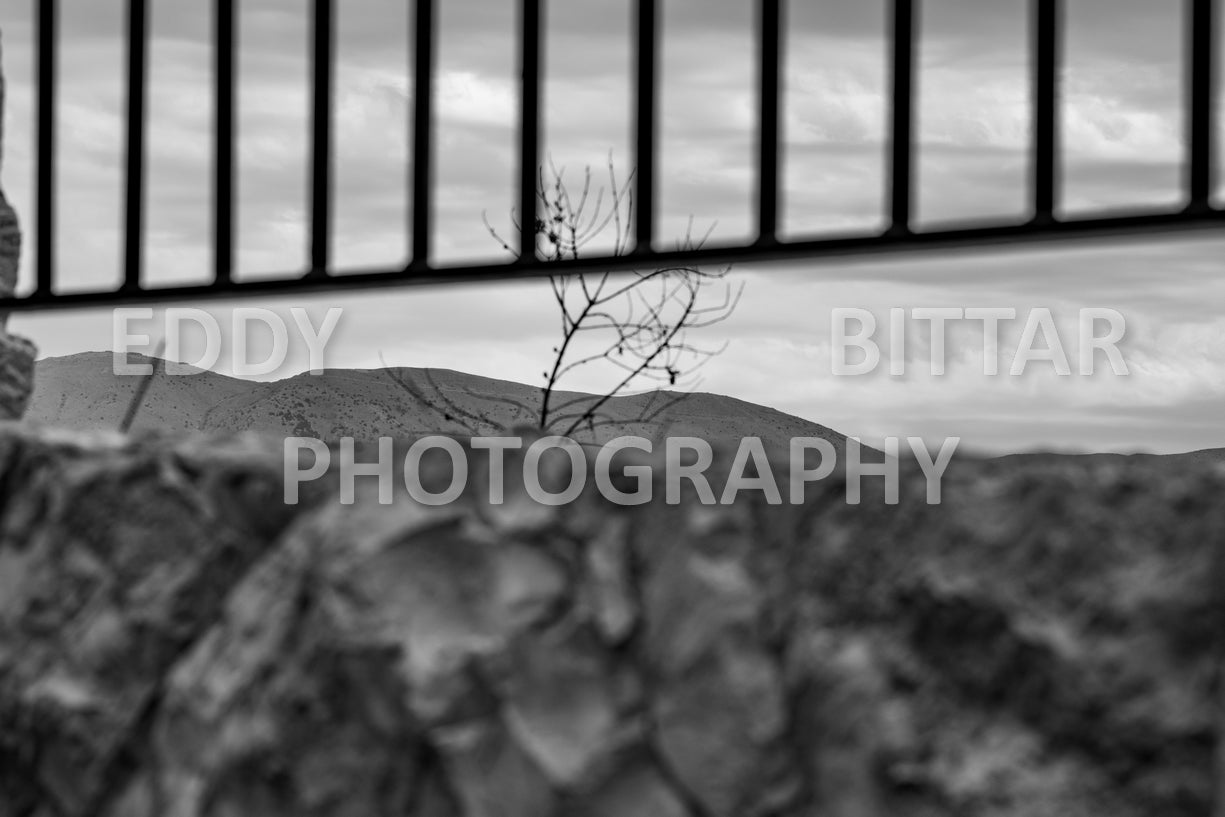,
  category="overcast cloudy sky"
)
[1,0,1224,454]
